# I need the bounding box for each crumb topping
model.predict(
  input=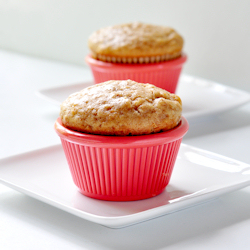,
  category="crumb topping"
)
[60,80,182,135]
[88,22,184,61]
